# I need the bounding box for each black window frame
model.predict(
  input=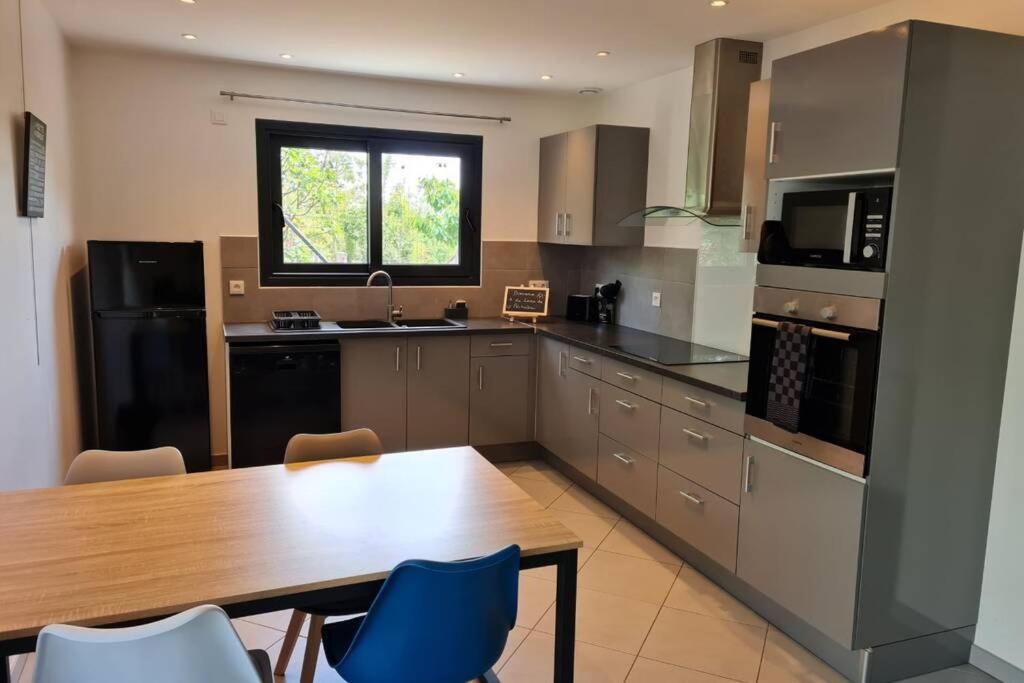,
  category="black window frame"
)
[256,119,482,287]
